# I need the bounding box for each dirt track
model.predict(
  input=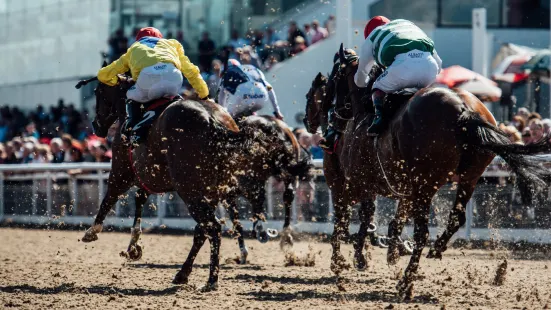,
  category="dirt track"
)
[0,228,549,309]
